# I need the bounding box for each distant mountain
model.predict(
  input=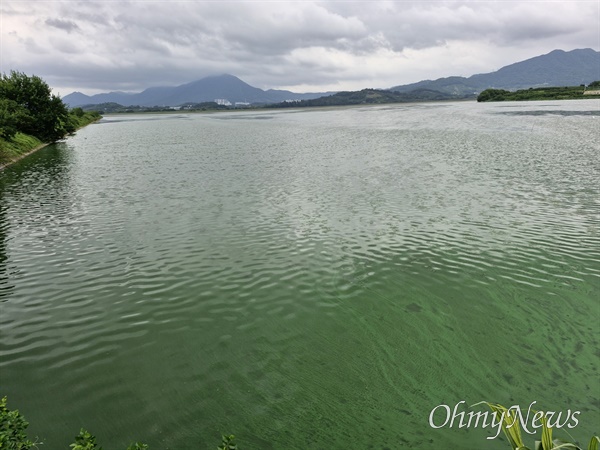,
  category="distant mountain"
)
[63,74,329,107]
[64,49,599,107]
[390,48,600,96]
